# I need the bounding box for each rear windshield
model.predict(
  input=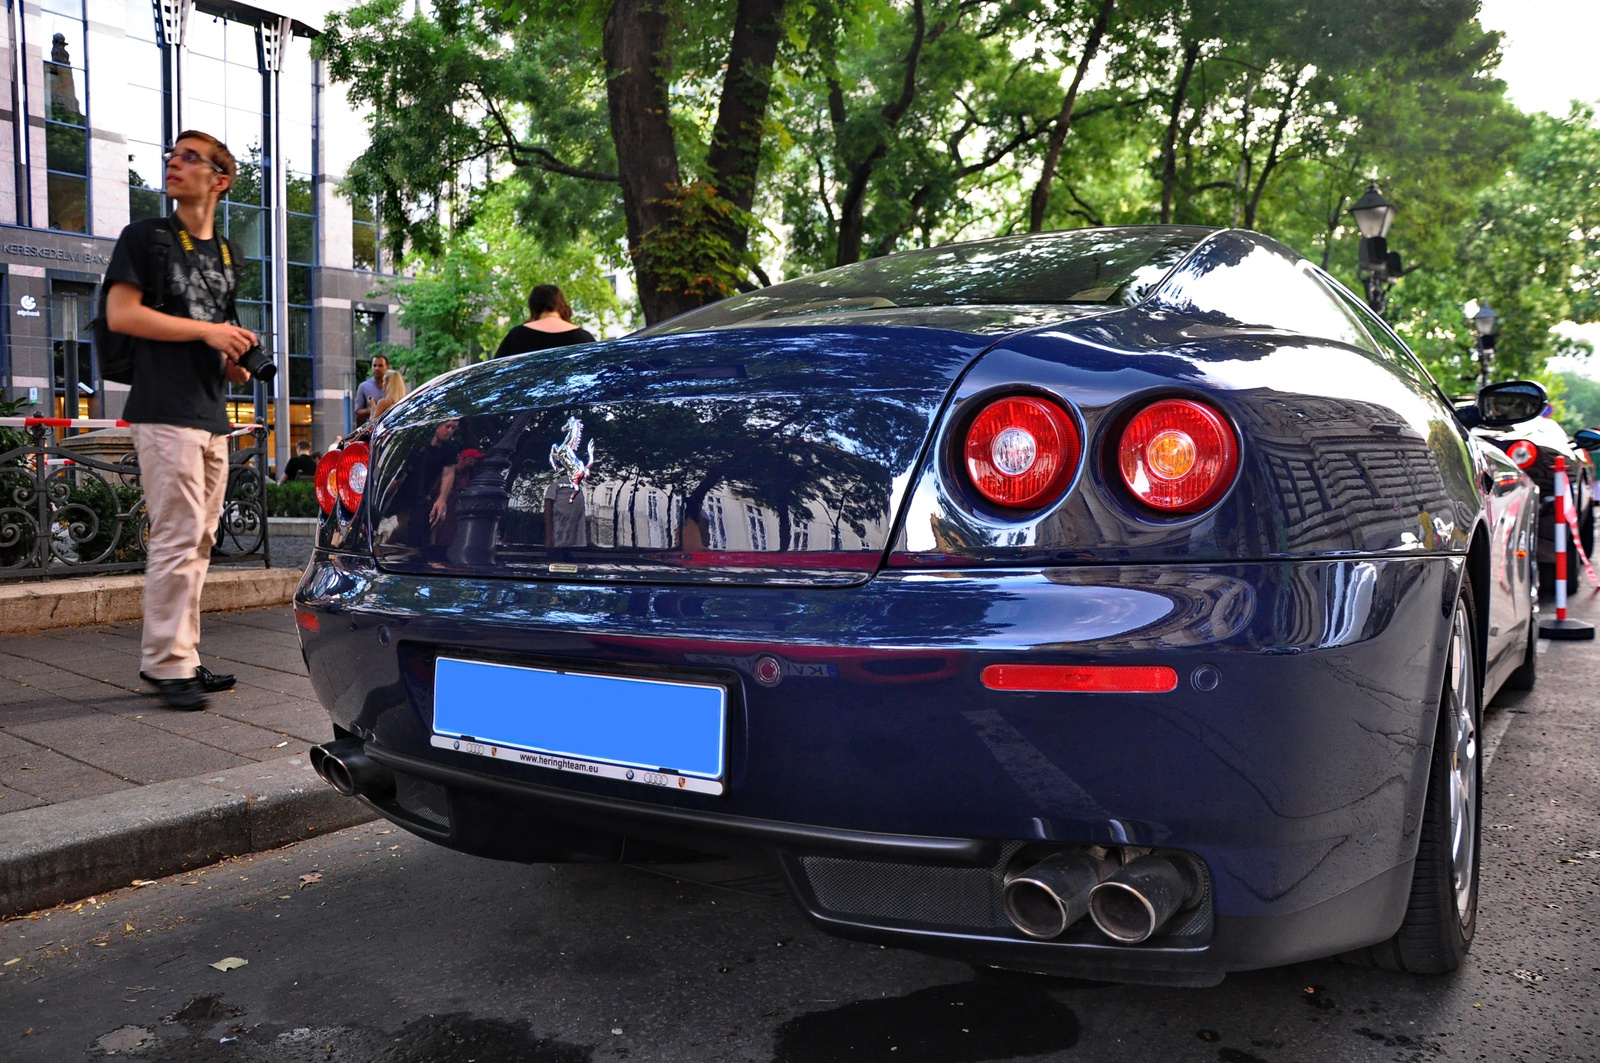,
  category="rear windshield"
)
[638,227,1207,336]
